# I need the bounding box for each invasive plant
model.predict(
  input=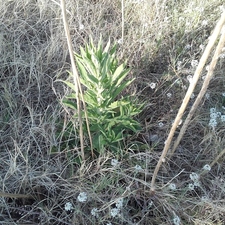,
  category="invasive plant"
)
[62,38,142,157]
